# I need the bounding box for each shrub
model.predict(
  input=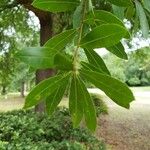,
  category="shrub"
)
[91,94,108,117]
[0,108,106,150]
